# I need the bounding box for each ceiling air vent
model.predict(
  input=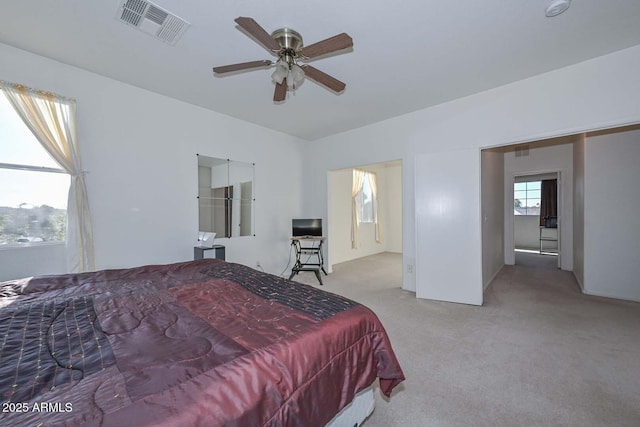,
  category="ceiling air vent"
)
[117,0,190,45]
[515,145,530,157]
